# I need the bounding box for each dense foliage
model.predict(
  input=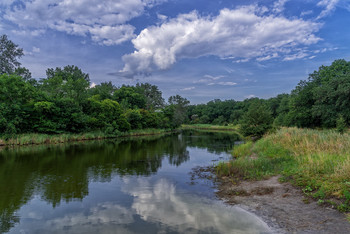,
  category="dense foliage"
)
[239,101,273,138]
[1,34,349,137]
[0,71,192,136]
[187,59,350,135]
